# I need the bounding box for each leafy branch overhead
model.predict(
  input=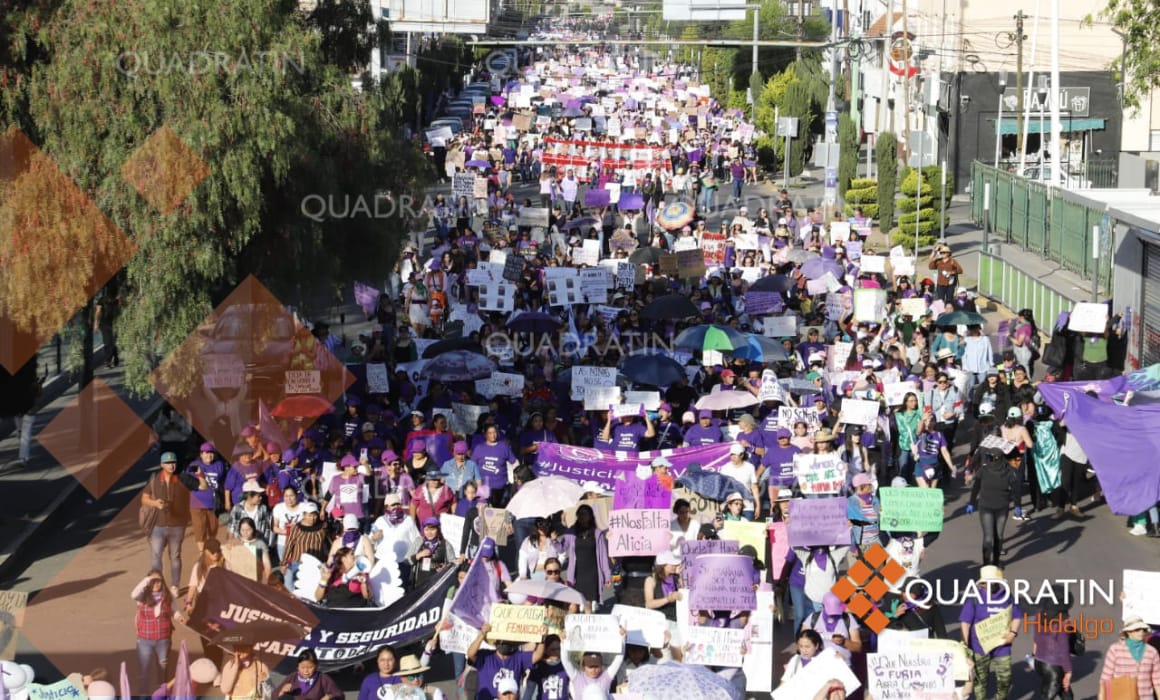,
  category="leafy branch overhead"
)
[1086,0,1160,110]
